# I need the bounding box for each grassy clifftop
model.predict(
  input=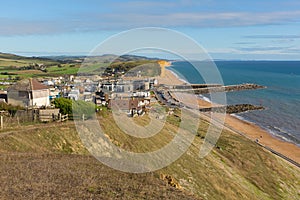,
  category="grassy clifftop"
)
[0,111,299,199]
[0,122,198,199]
